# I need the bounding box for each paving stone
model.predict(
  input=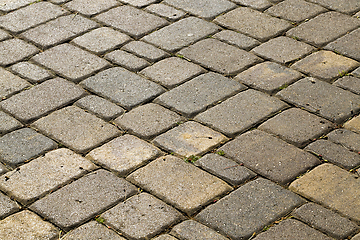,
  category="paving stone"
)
[120,0,157,7]
[196,178,304,239]
[0,38,39,66]
[0,128,57,167]
[325,28,360,61]
[291,51,359,82]
[293,202,359,239]
[95,6,168,39]
[1,78,86,123]
[0,192,19,218]
[253,219,332,240]
[170,220,228,240]
[276,78,360,123]
[178,39,261,75]
[0,111,22,136]
[163,0,236,20]
[63,221,125,240]
[86,134,162,177]
[0,211,59,240]
[287,12,360,47]
[234,62,302,94]
[142,17,220,52]
[74,95,124,121]
[265,0,327,23]
[213,30,260,50]
[0,148,97,205]
[0,29,10,41]
[71,27,131,54]
[154,72,246,117]
[307,0,360,14]
[32,106,120,153]
[140,57,205,88]
[0,0,35,12]
[122,41,170,62]
[114,103,182,139]
[344,115,360,134]
[145,4,186,21]
[32,44,110,82]
[9,62,53,83]
[353,67,360,77]
[0,2,67,33]
[81,67,165,110]
[353,233,360,240]
[334,76,360,95]
[214,7,292,41]
[194,89,288,137]
[327,129,360,153]
[232,0,272,11]
[153,235,178,240]
[64,0,120,17]
[0,163,8,175]
[21,14,99,49]
[289,163,360,223]
[127,155,232,215]
[195,154,256,186]
[102,193,184,239]
[0,67,30,100]
[105,50,150,71]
